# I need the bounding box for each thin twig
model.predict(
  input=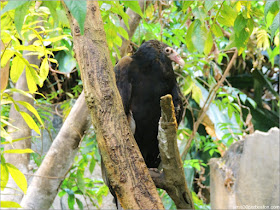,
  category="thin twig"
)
[181,48,238,159]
